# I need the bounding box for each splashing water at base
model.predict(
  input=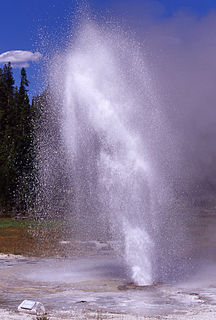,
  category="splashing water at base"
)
[123,220,153,284]
[46,21,189,285]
